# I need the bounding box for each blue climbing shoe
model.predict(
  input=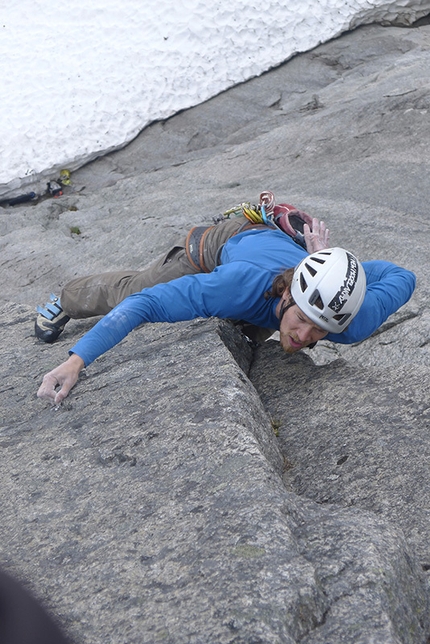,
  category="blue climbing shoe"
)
[35,294,70,343]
